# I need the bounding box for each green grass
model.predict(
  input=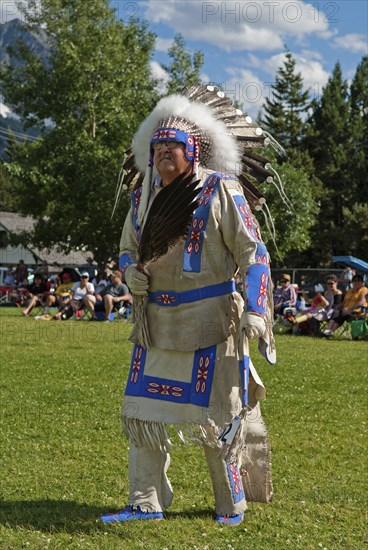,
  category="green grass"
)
[0,309,367,549]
